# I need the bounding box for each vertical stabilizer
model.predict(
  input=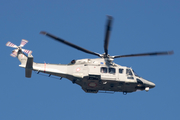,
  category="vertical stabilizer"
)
[25,54,33,78]
[18,52,34,78]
